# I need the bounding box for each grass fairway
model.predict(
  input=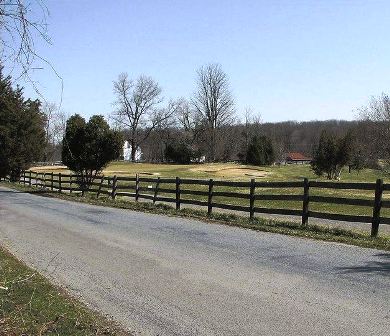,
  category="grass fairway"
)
[29,162,390,220]
[105,161,389,183]
[32,161,389,182]
[0,246,128,335]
